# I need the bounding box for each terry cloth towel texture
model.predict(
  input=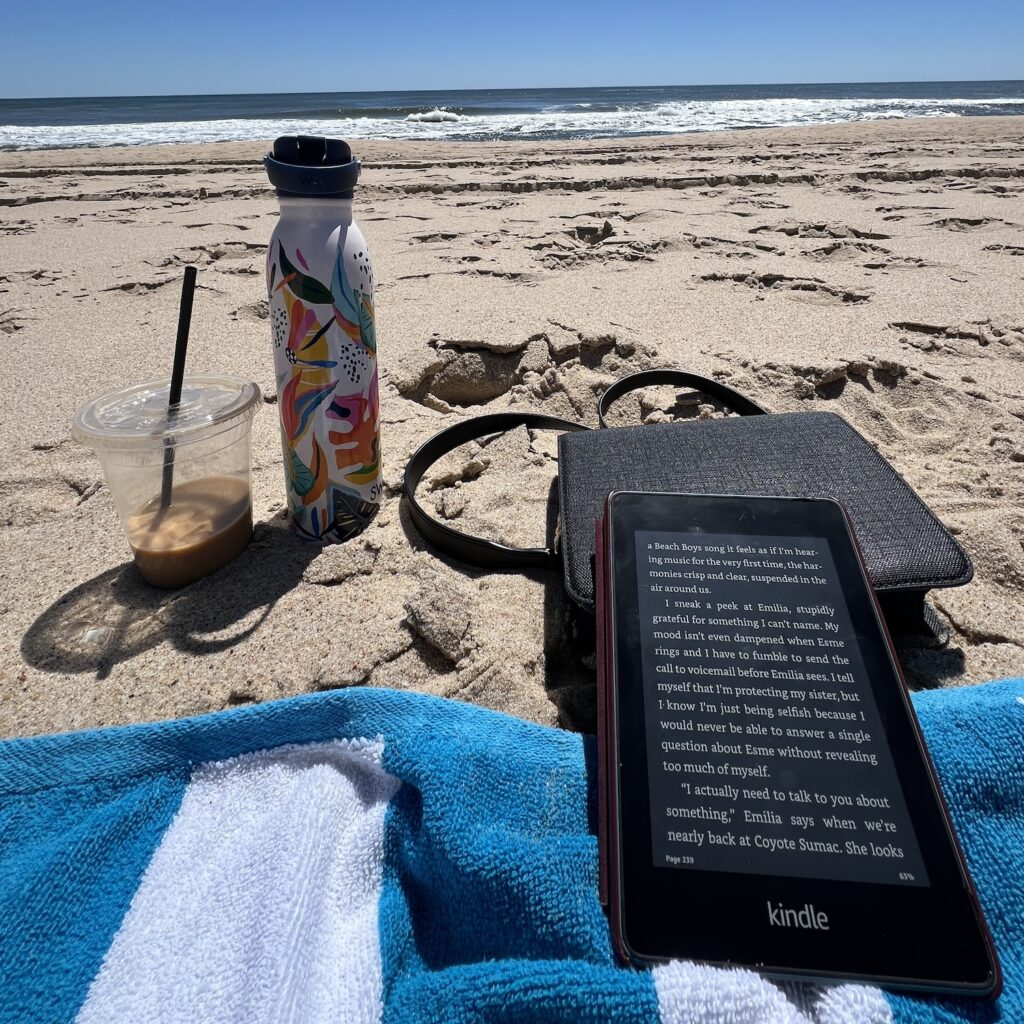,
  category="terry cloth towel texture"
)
[0,679,1020,1024]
